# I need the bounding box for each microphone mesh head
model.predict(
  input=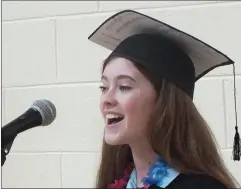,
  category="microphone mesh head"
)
[31,99,56,126]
